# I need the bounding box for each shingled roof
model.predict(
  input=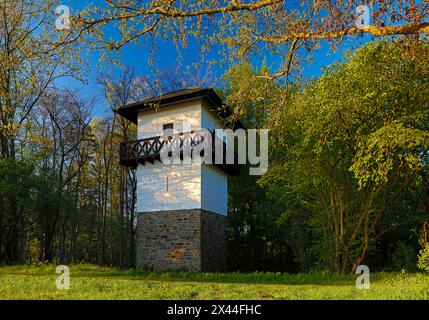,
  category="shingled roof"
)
[114,88,242,128]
